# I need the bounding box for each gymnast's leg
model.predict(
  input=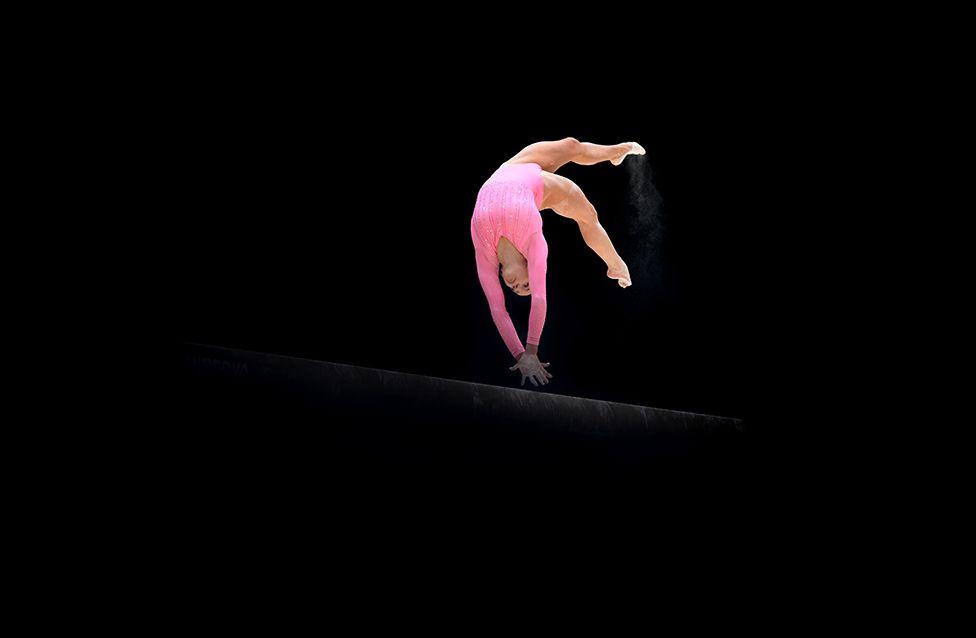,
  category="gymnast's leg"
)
[540,170,632,288]
[505,137,645,173]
